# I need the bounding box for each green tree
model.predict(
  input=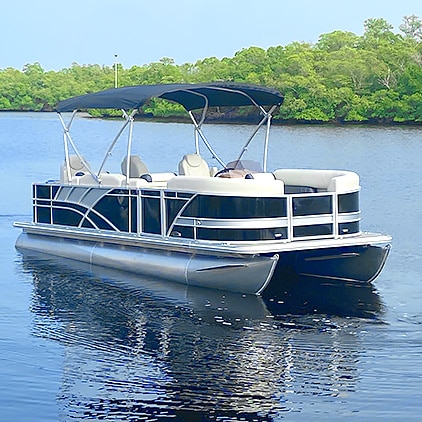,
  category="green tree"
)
[400,15,422,41]
[316,30,360,52]
[0,67,34,110]
[363,18,395,45]
[140,58,184,84]
[188,57,232,83]
[229,47,271,84]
